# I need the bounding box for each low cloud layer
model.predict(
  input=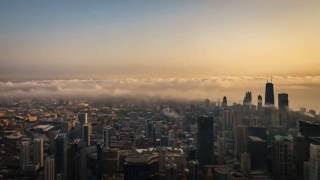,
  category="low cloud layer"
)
[0,76,320,111]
